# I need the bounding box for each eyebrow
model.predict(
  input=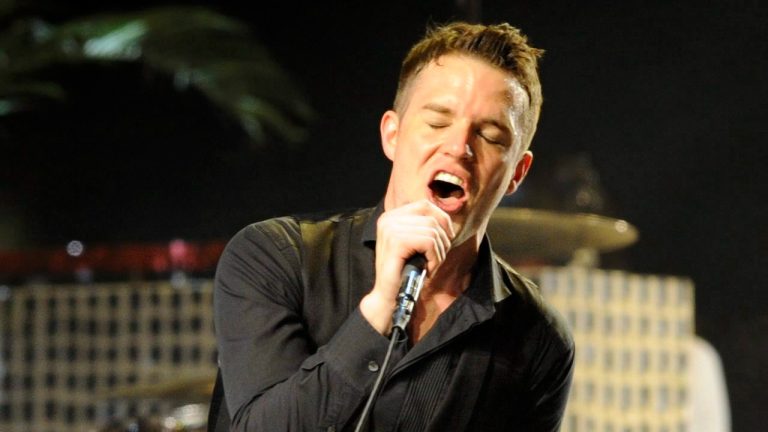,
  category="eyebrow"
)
[478,118,510,134]
[422,103,452,115]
